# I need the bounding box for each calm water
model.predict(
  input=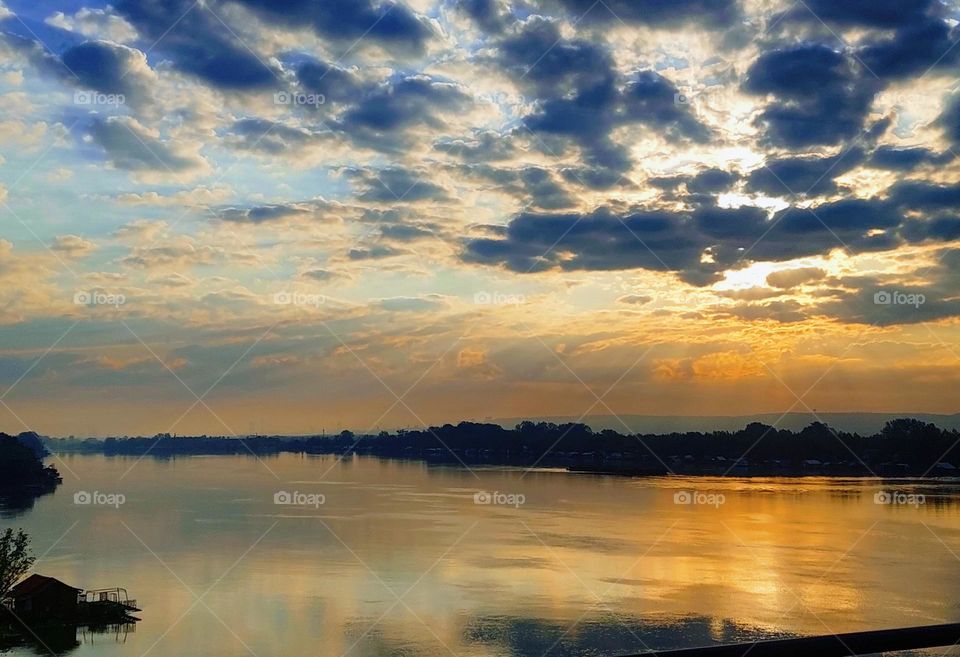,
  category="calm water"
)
[4,453,960,657]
